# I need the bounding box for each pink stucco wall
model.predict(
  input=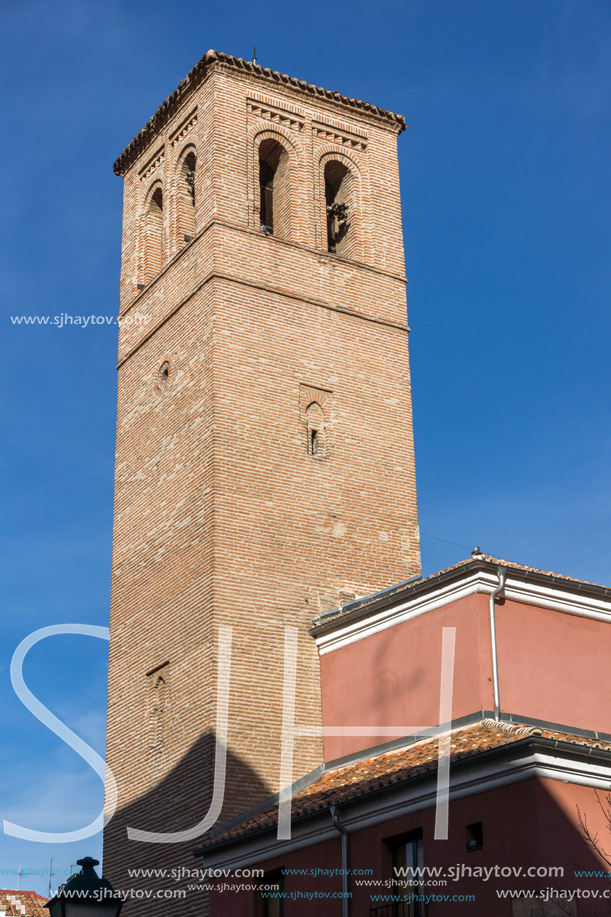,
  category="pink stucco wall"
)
[319,593,611,760]
[496,597,611,731]
[208,778,611,916]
